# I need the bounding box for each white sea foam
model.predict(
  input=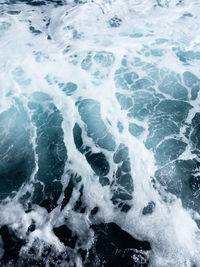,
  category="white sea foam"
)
[0,0,200,266]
